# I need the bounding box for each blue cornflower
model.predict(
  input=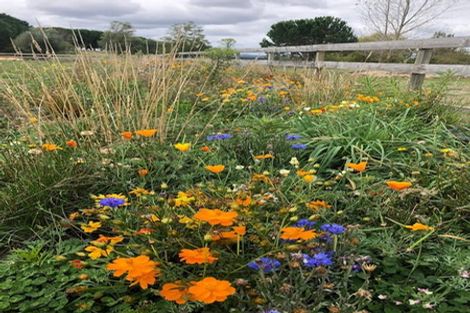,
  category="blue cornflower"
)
[285,134,302,141]
[291,143,307,150]
[206,133,233,141]
[293,219,316,229]
[302,252,333,267]
[248,257,281,273]
[98,197,126,208]
[320,223,346,235]
[264,310,281,313]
